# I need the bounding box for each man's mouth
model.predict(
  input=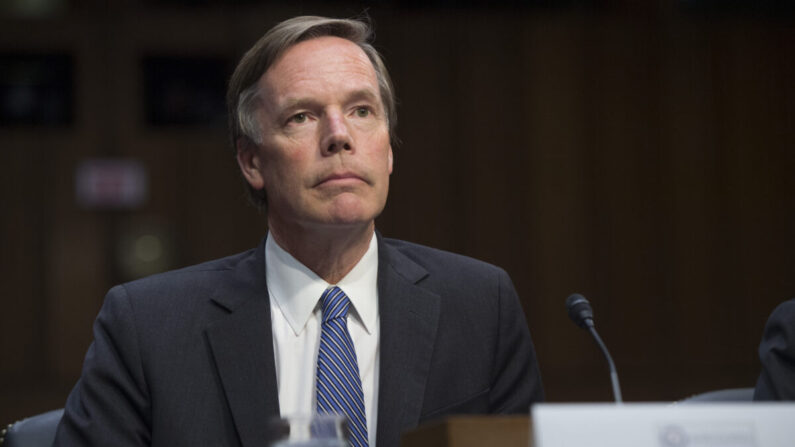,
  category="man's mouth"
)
[315,172,367,187]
